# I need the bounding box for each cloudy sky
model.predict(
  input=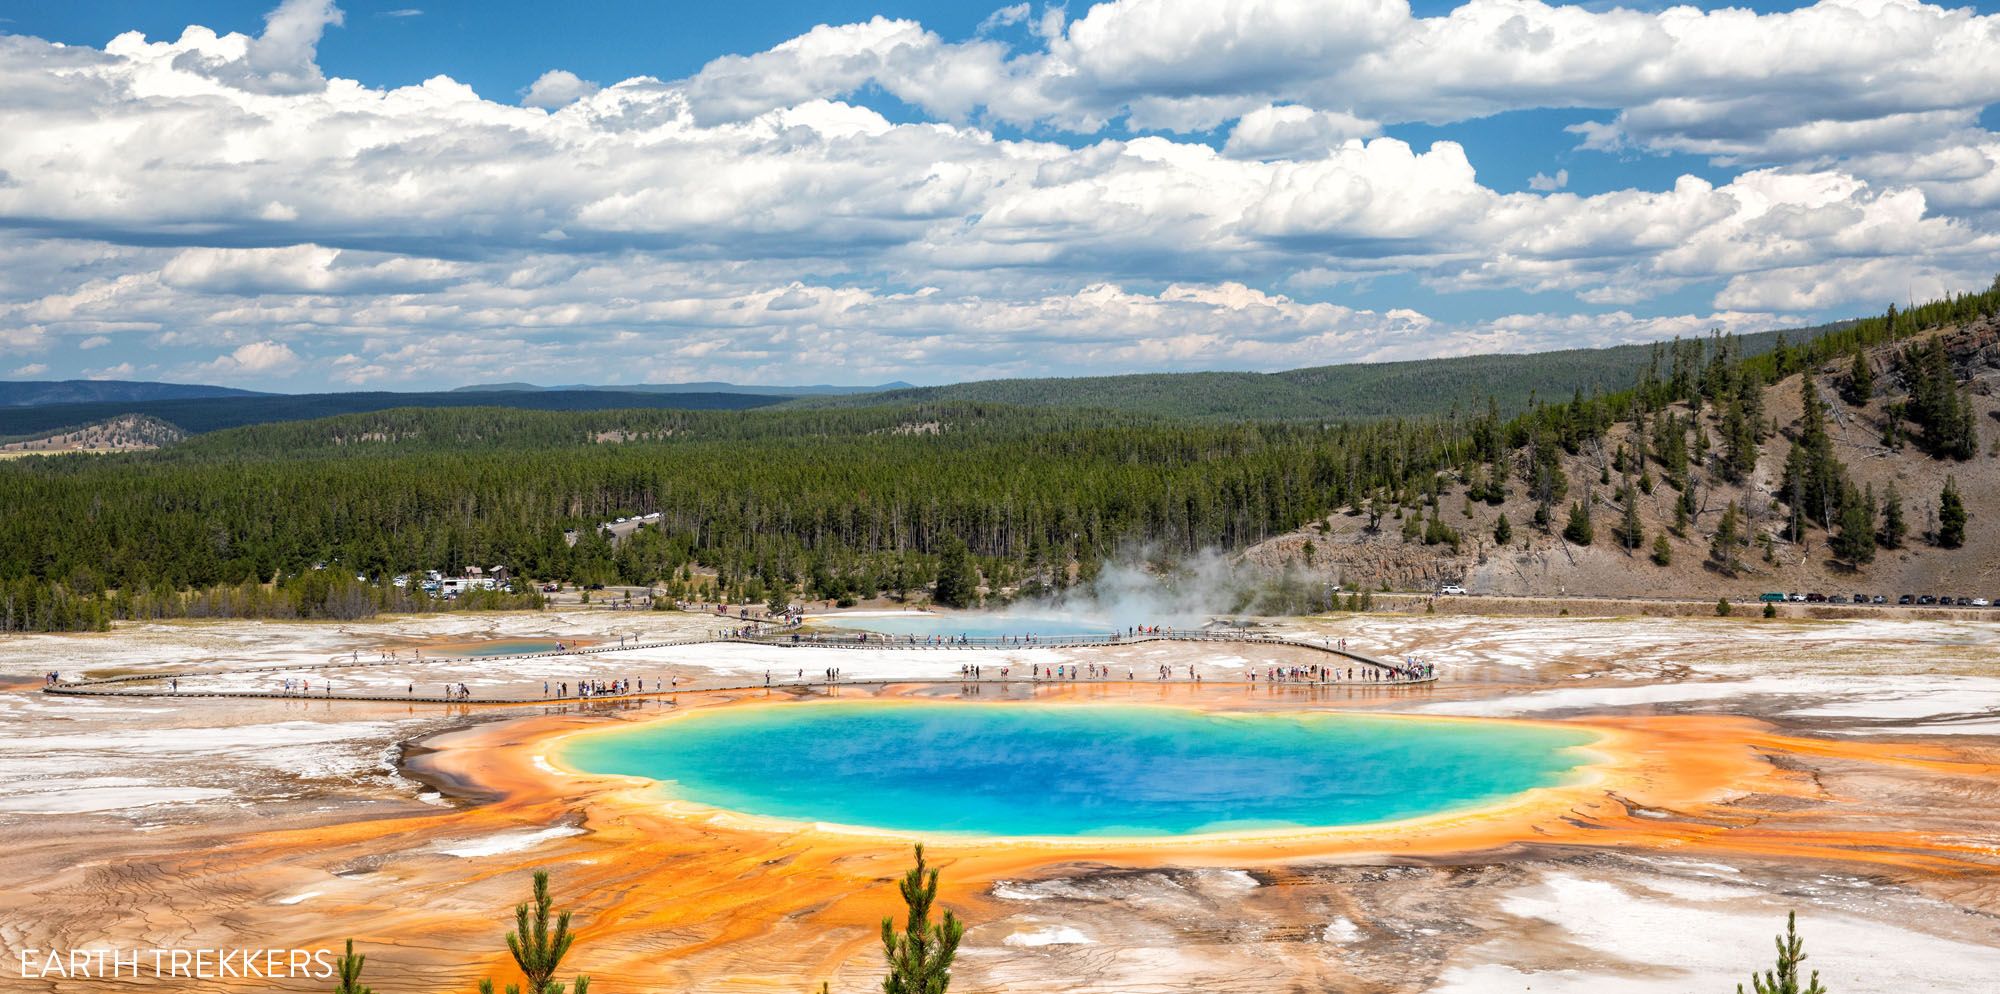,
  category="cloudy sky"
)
[2,0,1998,390]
